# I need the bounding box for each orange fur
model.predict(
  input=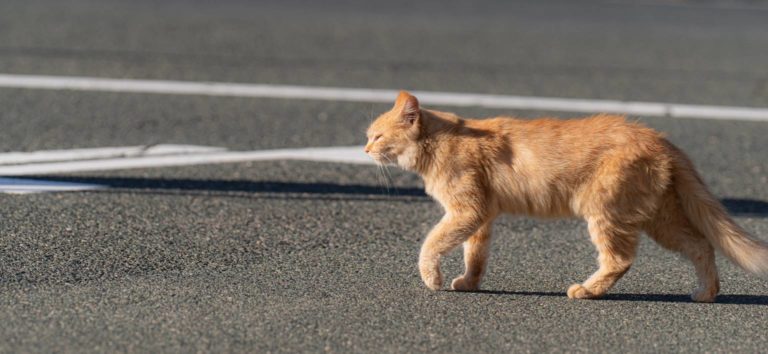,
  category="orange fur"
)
[365,91,768,303]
